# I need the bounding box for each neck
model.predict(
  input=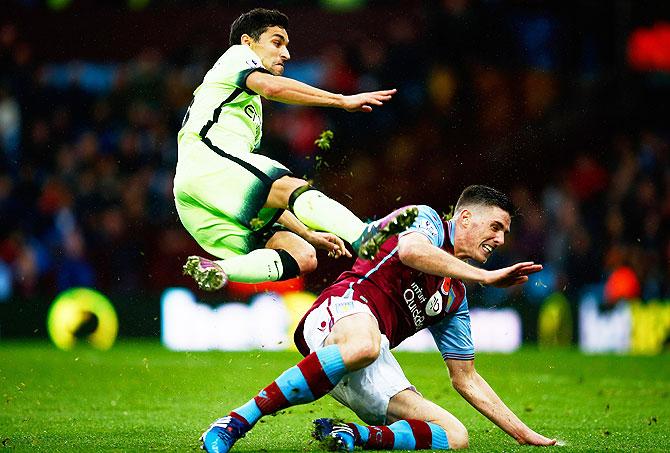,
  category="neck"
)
[451,227,471,261]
